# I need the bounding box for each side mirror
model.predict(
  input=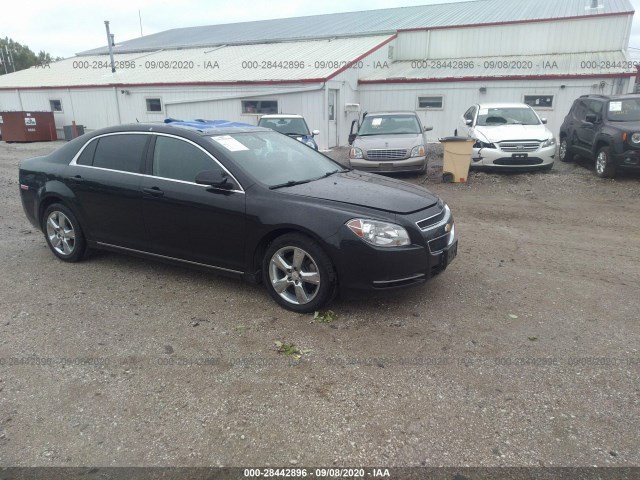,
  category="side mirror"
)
[585,113,597,123]
[312,129,320,136]
[195,170,234,190]
[348,133,356,145]
[465,119,473,126]
[541,118,547,124]
[423,125,433,132]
